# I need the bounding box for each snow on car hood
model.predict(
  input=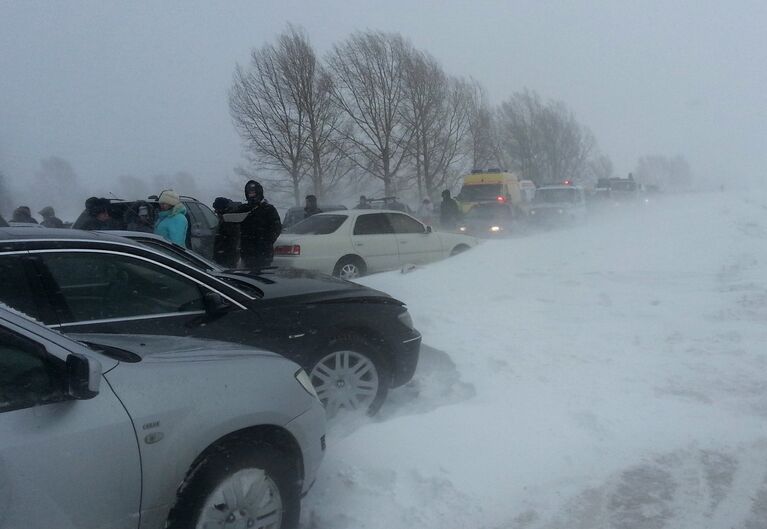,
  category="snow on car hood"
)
[70,333,281,362]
